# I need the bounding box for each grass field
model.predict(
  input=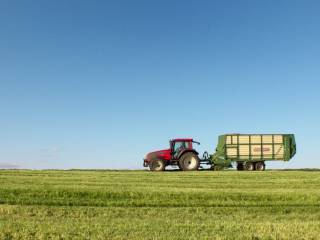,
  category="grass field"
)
[0,170,320,239]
